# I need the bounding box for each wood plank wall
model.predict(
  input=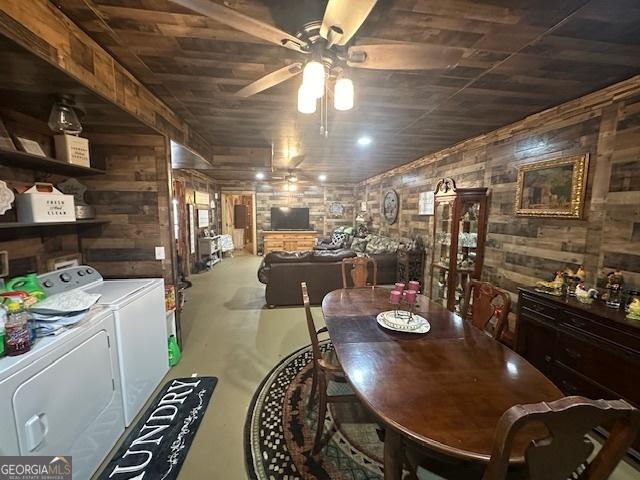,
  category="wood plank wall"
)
[357,78,640,304]
[81,133,174,280]
[173,169,222,233]
[252,183,356,252]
